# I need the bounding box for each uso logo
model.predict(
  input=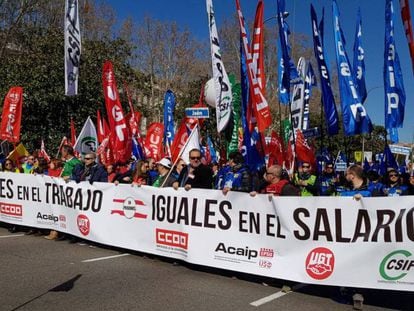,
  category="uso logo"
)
[77,214,90,236]
[305,247,335,280]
